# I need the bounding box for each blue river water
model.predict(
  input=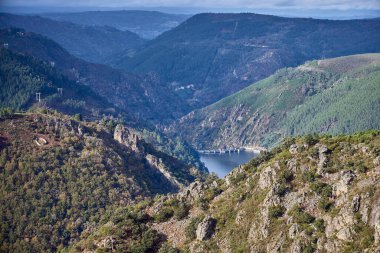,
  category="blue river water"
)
[200,151,258,178]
